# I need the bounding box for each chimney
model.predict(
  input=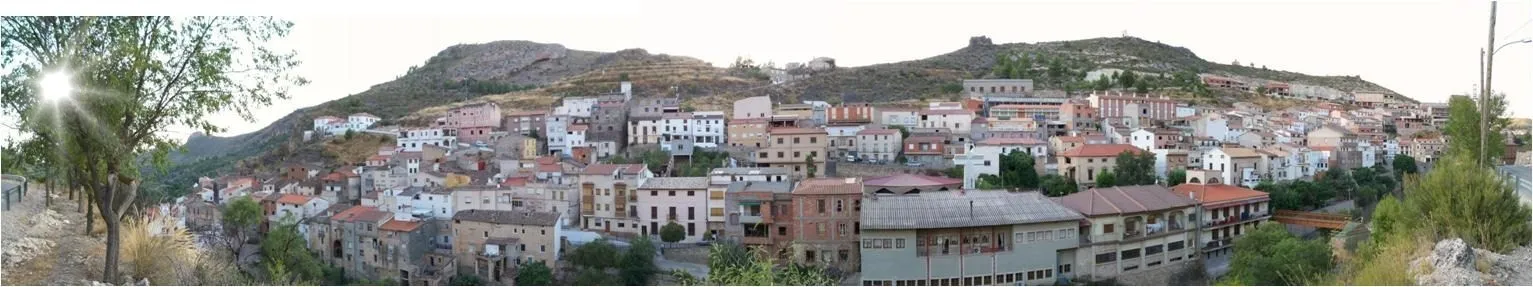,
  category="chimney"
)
[969,200,975,219]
